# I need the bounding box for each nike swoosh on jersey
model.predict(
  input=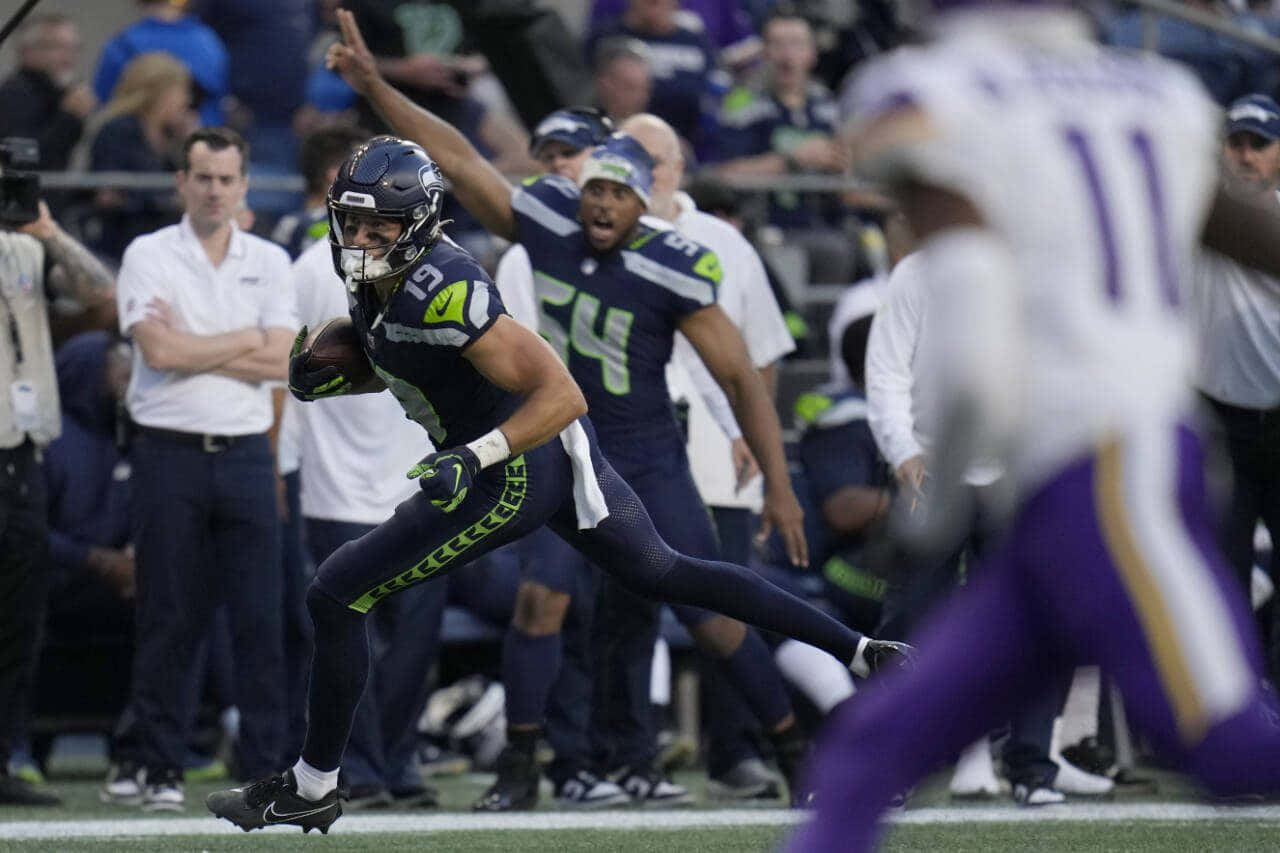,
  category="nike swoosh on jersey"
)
[263,800,335,822]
